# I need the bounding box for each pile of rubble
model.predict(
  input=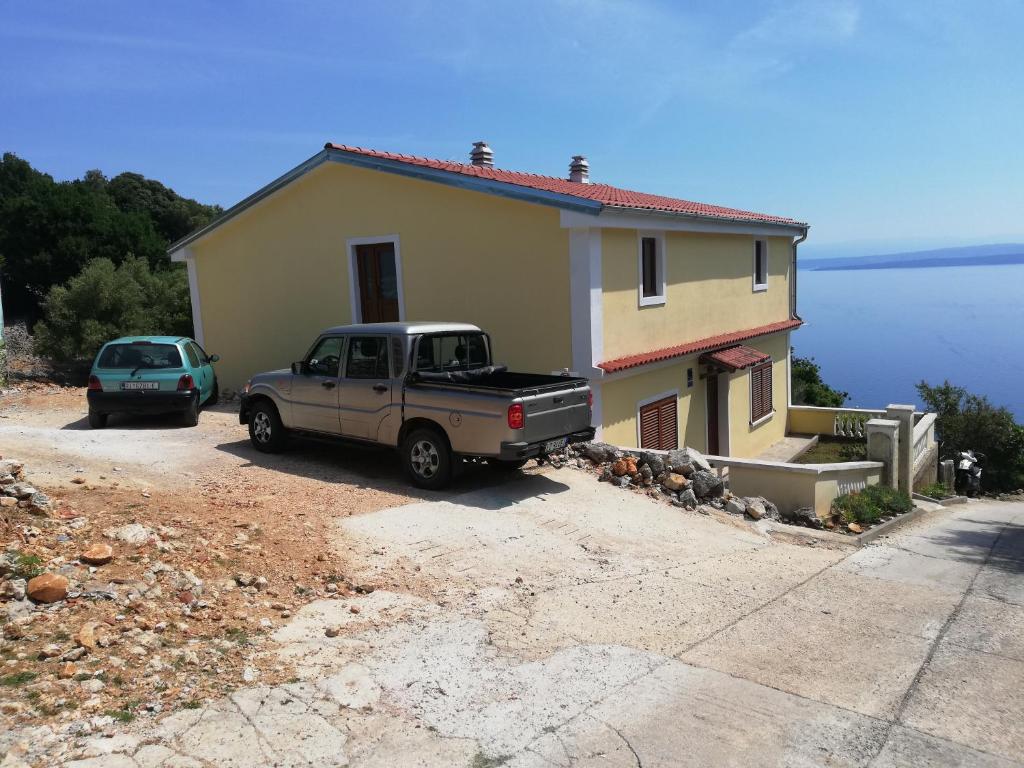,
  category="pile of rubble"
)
[564,442,790,523]
[0,457,362,729]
